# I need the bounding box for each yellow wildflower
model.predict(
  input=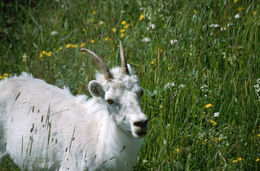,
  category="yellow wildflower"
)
[0,76,3,79]
[123,24,130,29]
[151,61,155,65]
[237,7,244,11]
[205,103,212,108]
[237,157,242,161]
[256,158,259,162]
[104,37,110,41]
[202,139,207,145]
[215,137,222,142]
[193,10,197,14]
[112,28,116,33]
[139,14,144,21]
[82,28,86,32]
[98,21,104,25]
[66,44,72,48]
[40,50,53,58]
[90,40,95,44]
[59,47,63,51]
[71,44,78,48]
[120,29,125,33]
[253,11,256,16]
[232,159,238,163]
[175,148,180,152]
[120,33,125,37]
[233,0,238,3]
[3,73,9,77]
[121,20,126,25]
[257,133,260,137]
[46,52,52,57]
[210,120,217,126]
[92,10,96,15]
[159,105,163,109]
[80,43,86,48]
